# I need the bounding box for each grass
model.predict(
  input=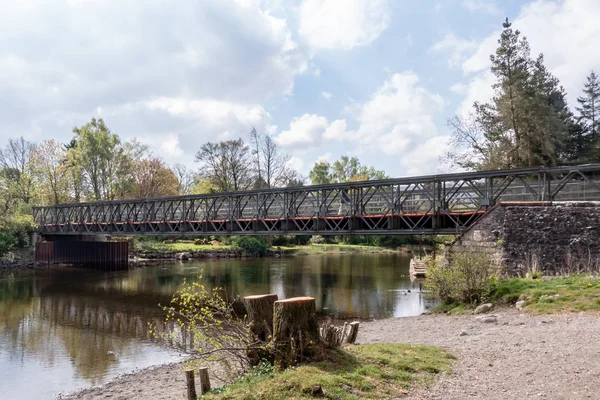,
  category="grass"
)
[135,240,397,254]
[136,242,233,252]
[278,244,398,255]
[490,275,600,314]
[202,343,455,400]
